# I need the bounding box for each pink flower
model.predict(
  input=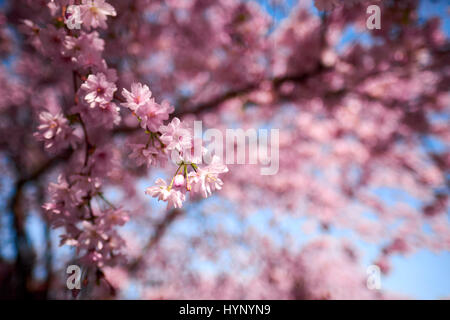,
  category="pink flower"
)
[38,24,66,57]
[128,143,166,168]
[121,82,152,112]
[80,0,116,30]
[145,178,185,208]
[70,174,102,196]
[64,31,104,68]
[34,110,78,151]
[81,72,116,108]
[189,156,228,198]
[121,83,174,132]
[71,99,121,129]
[43,174,87,229]
[99,208,129,227]
[175,138,207,165]
[93,101,121,127]
[78,220,109,252]
[145,178,171,201]
[166,188,185,208]
[136,99,173,132]
[159,117,192,152]
[47,174,85,209]
[173,174,185,188]
[88,146,120,178]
